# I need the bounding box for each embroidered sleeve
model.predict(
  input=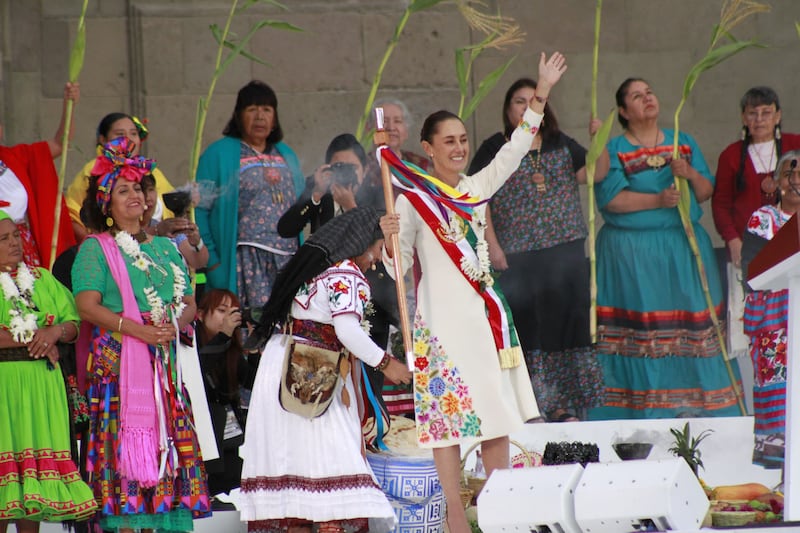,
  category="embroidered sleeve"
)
[746,207,777,241]
[325,263,370,319]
